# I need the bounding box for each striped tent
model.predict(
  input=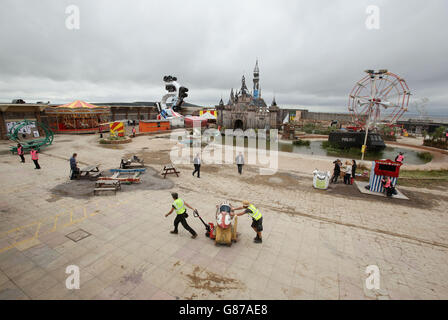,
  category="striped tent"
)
[199,110,217,117]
